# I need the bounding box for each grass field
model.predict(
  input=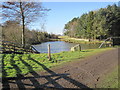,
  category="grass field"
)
[1,48,113,78]
[58,36,111,44]
[97,66,118,88]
